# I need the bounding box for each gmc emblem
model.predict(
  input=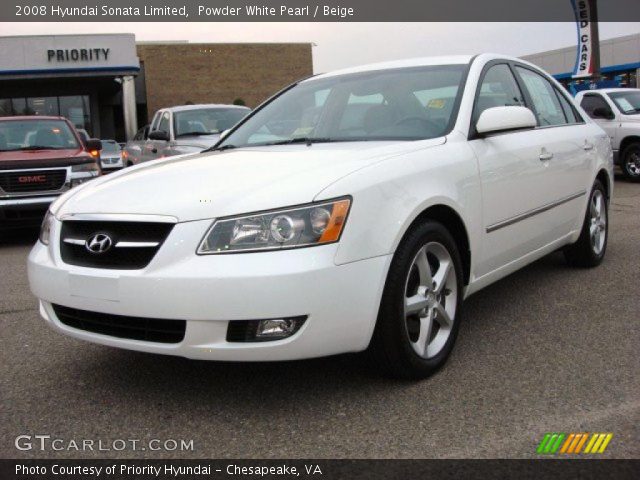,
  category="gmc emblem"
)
[18,175,47,184]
